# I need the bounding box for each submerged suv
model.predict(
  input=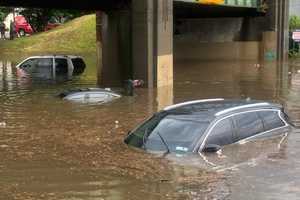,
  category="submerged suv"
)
[16,55,86,79]
[125,99,291,154]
